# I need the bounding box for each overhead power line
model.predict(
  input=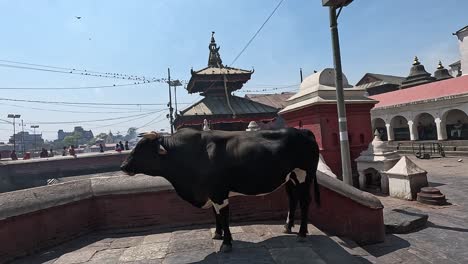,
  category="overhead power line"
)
[0,97,191,106]
[230,0,285,66]
[89,112,157,129]
[0,81,158,90]
[240,85,298,93]
[136,113,167,130]
[1,102,161,114]
[0,59,154,81]
[27,110,167,125]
